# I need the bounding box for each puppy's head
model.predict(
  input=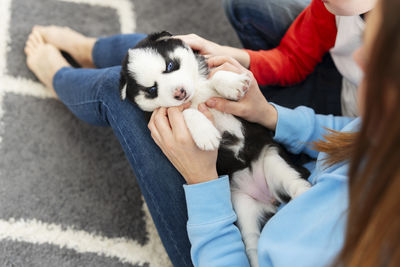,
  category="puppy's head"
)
[120,31,201,111]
